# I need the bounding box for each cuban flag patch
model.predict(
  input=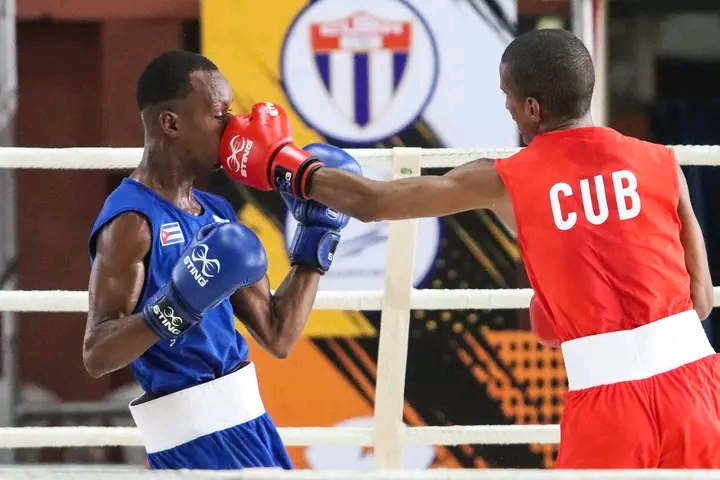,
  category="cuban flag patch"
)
[159,222,184,247]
